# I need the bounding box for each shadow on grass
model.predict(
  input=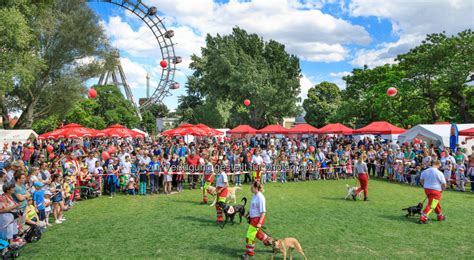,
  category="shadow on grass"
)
[201,244,242,258]
[321,197,351,201]
[378,214,420,224]
[176,216,218,227]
